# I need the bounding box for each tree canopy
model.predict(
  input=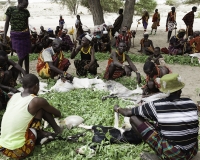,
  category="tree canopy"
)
[81,0,123,13]
[135,0,157,15]
[184,0,200,5]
